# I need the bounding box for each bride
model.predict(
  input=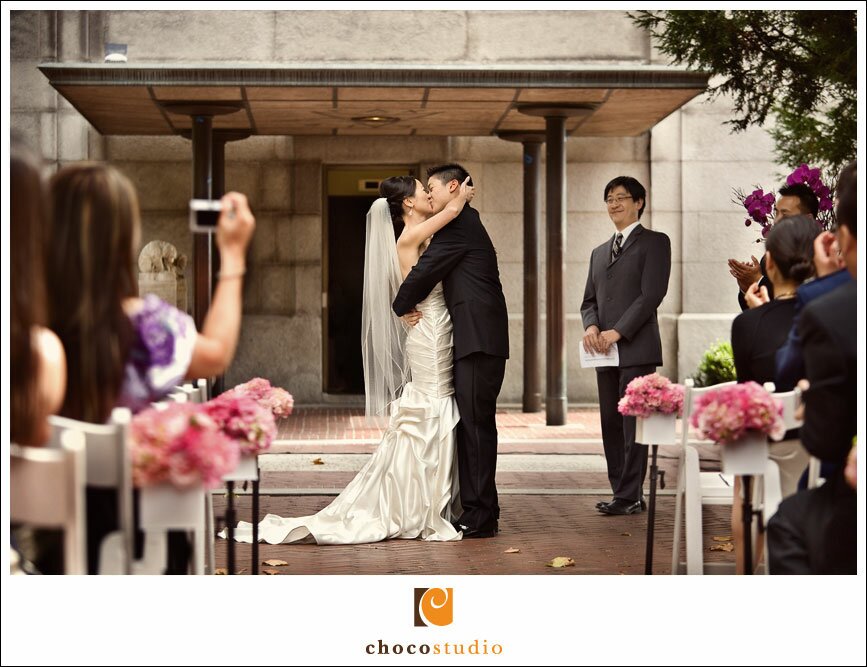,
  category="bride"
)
[226,175,473,544]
